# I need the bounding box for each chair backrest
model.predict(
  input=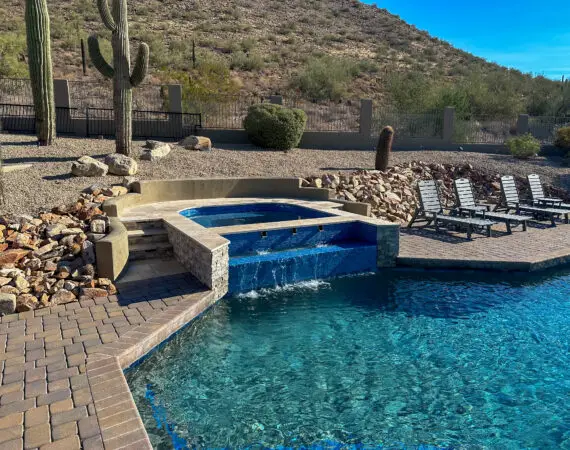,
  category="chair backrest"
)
[418,180,443,213]
[454,178,476,207]
[500,175,520,205]
[527,174,545,200]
